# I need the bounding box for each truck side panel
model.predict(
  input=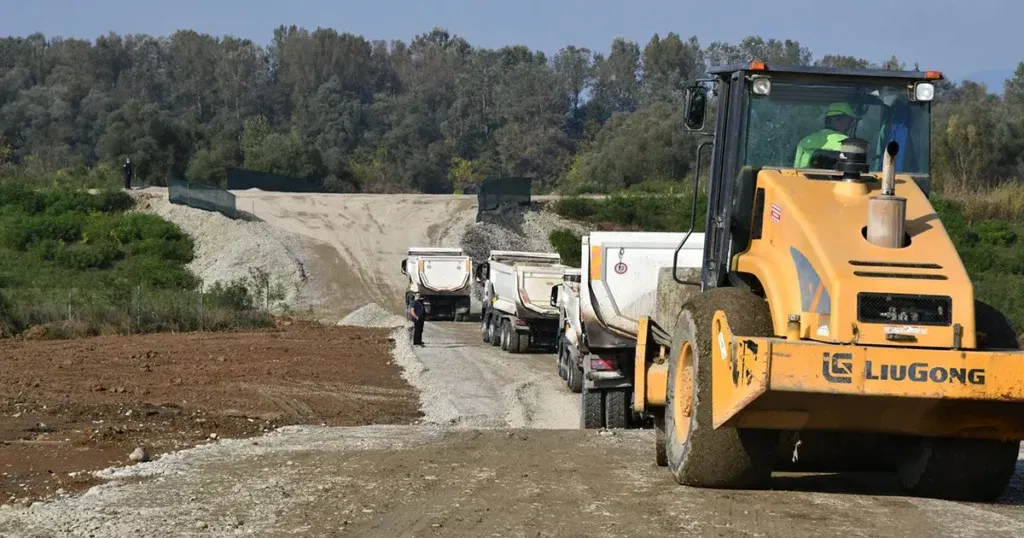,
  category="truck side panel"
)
[582,232,705,348]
